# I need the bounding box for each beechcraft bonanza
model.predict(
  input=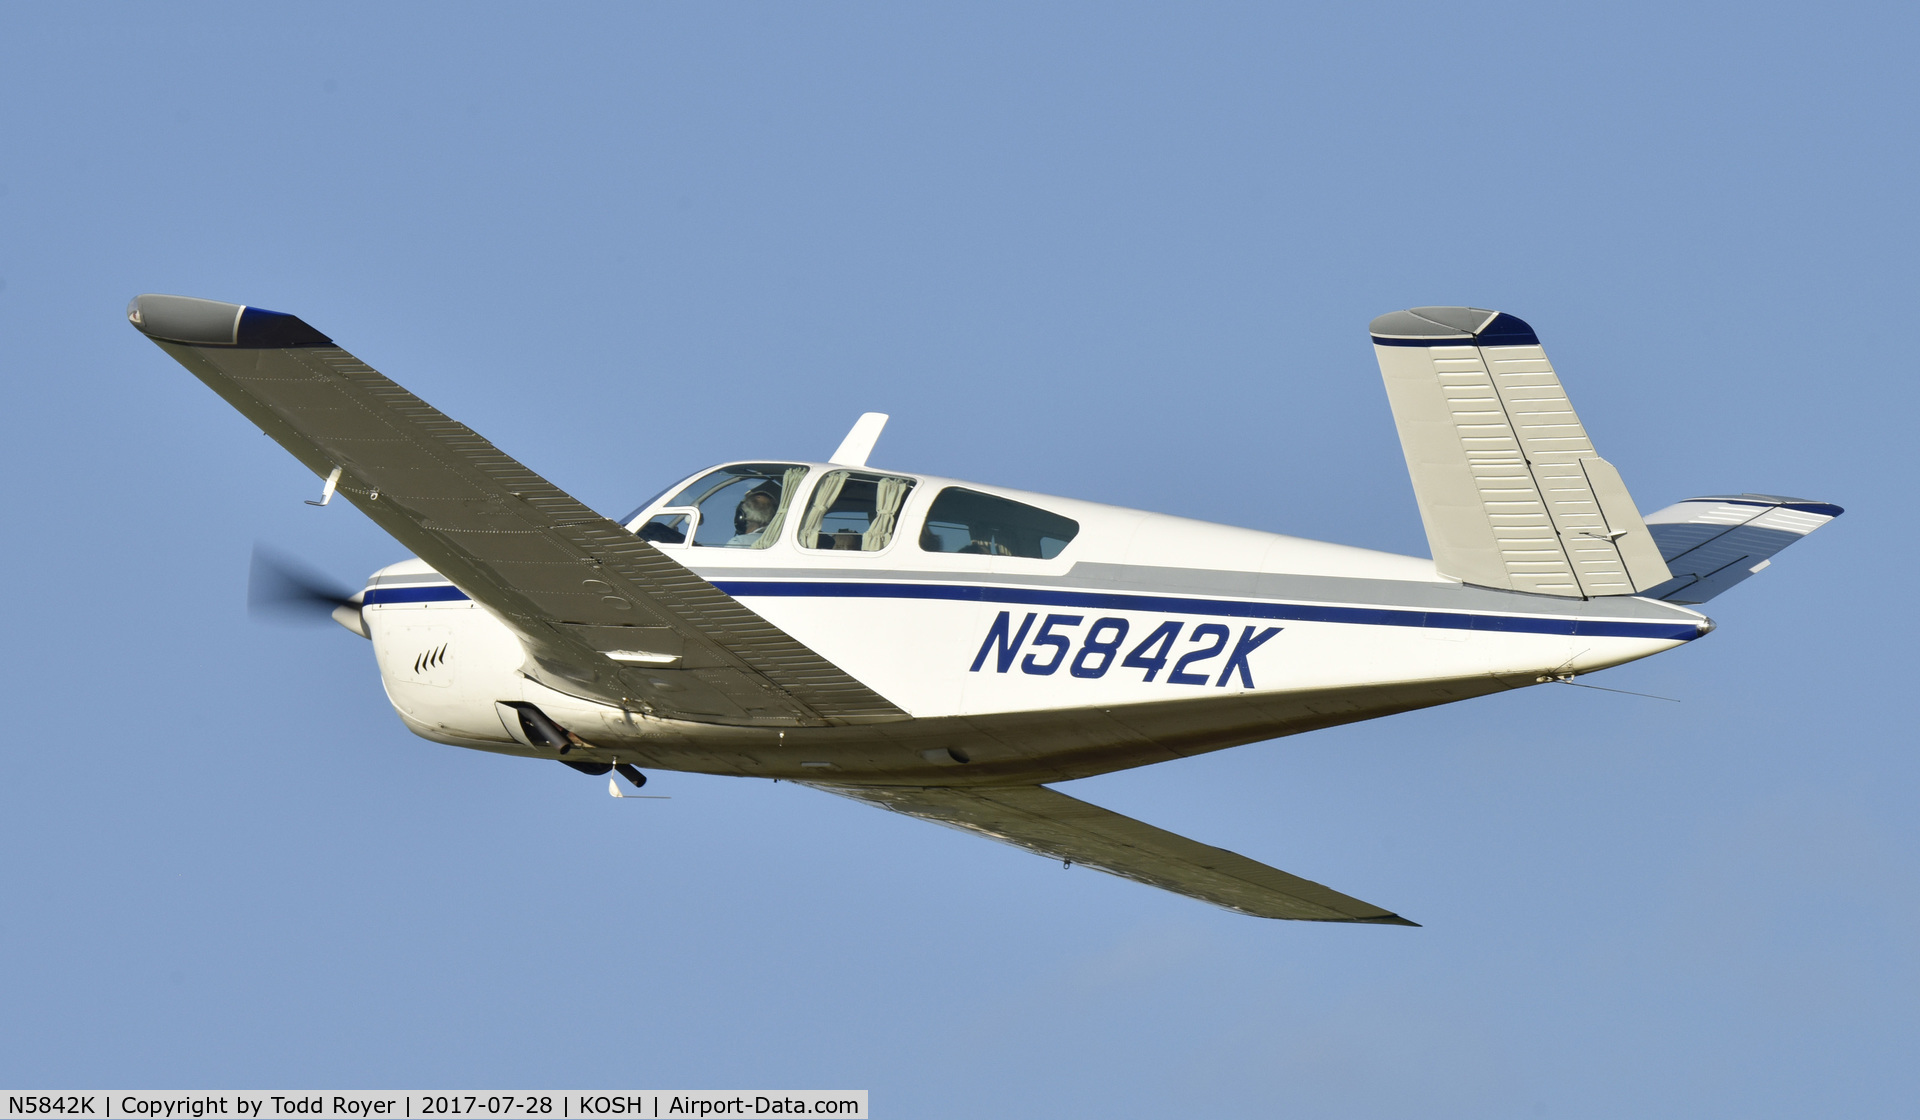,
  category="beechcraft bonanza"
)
[129,296,1841,925]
